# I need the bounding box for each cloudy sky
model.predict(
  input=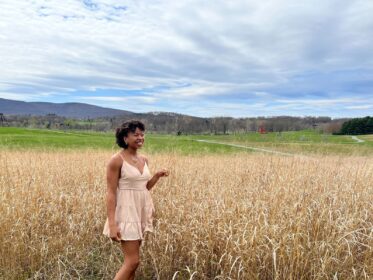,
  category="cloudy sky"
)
[0,0,372,118]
